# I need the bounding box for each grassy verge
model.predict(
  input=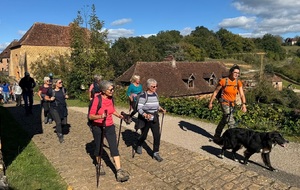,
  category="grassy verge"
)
[0,107,67,190]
